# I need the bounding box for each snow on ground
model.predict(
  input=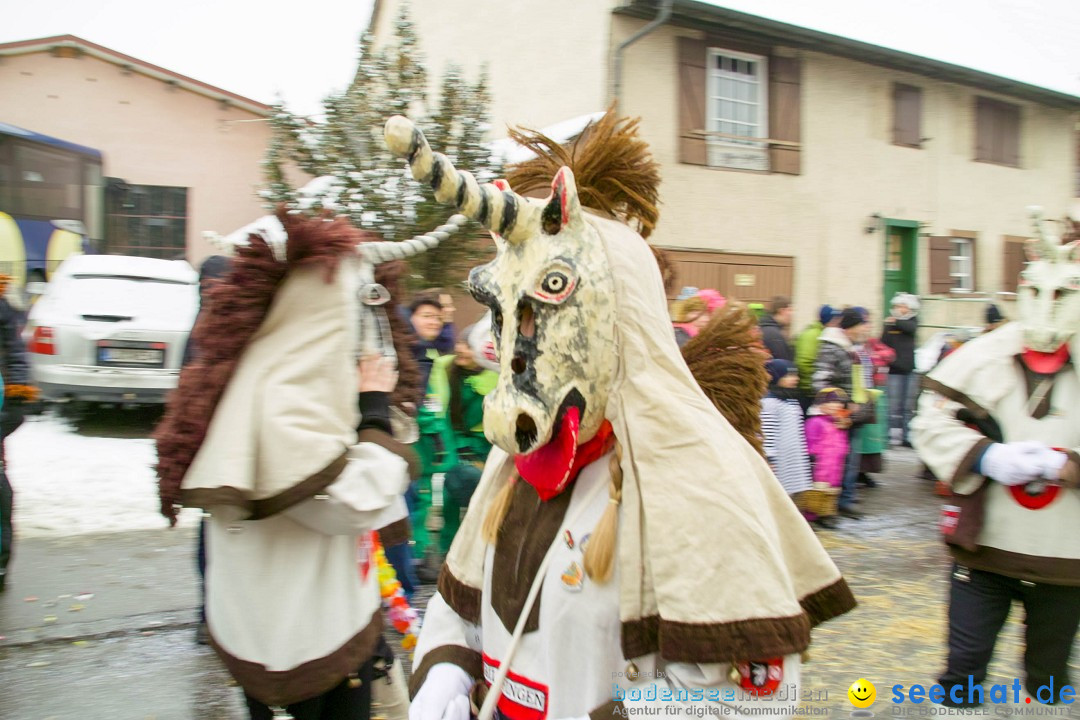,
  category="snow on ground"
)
[9,411,200,538]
